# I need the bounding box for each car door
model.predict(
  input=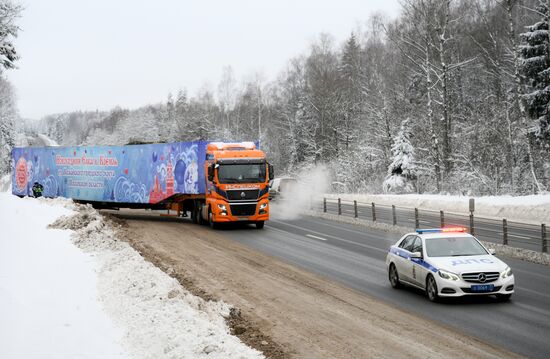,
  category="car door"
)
[394,235,416,283]
[410,237,428,288]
